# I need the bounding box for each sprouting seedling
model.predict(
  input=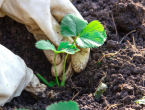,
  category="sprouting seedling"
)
[36,14,107,87]
[36,40,79,86]
[60,14,107,86]
[60,15,107,80]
